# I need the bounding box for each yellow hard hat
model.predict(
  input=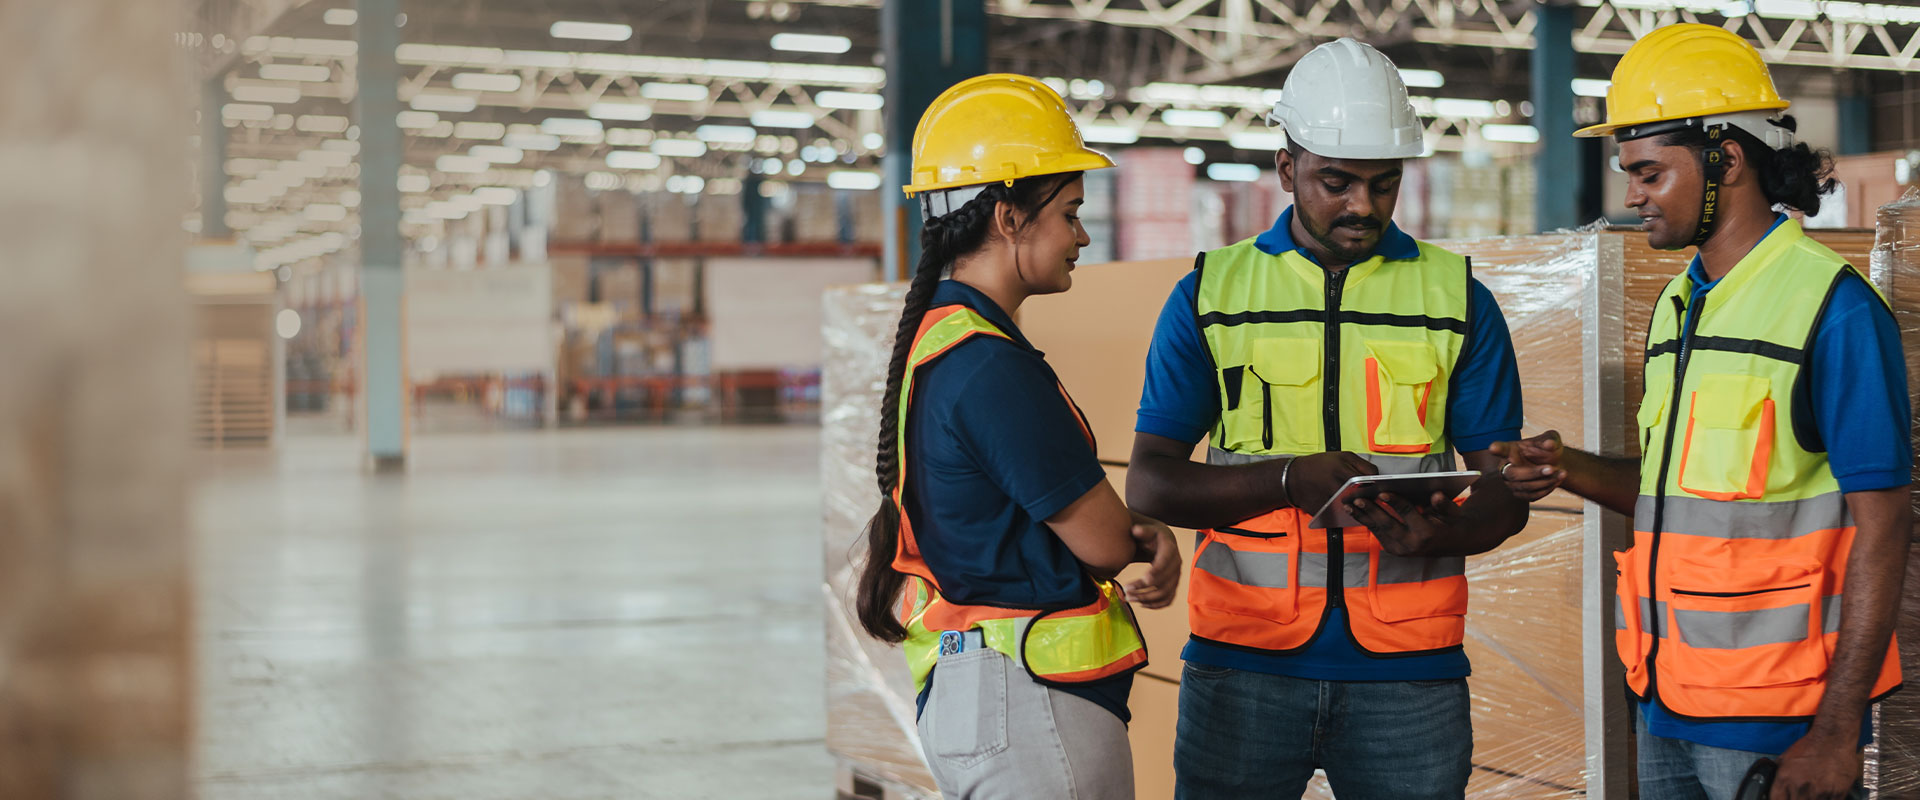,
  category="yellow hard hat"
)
[1574,23,1789,139]
[904,73,1113,196]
